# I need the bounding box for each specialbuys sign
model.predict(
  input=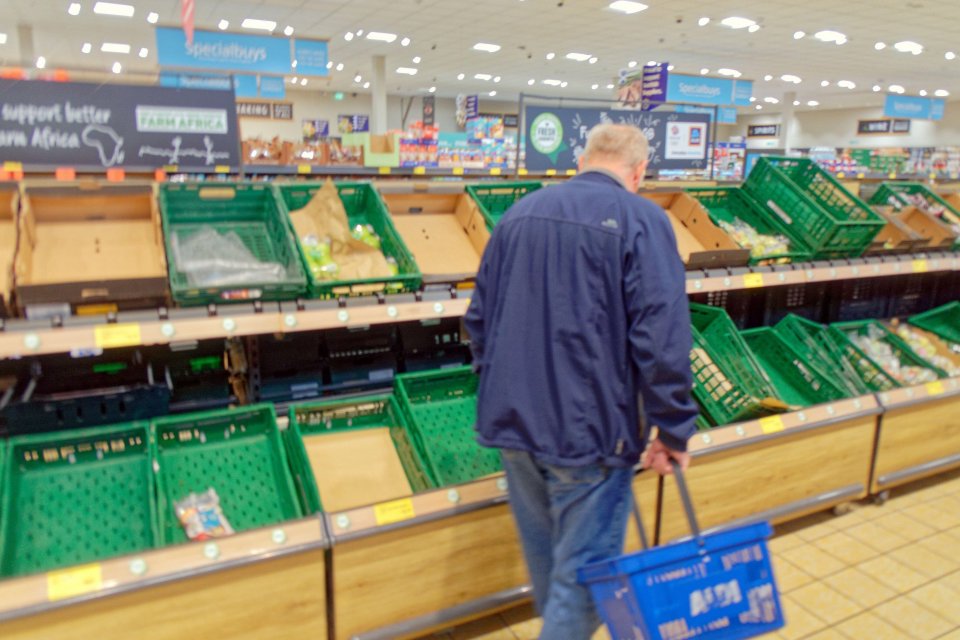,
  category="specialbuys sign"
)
[0,78,240,170]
